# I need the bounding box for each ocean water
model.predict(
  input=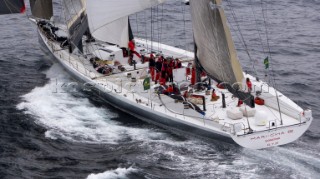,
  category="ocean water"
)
[1,0,319,178]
